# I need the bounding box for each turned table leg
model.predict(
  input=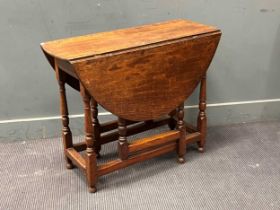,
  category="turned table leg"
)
[197,74,207,153]
[177,103,186,163]
[118,117,128,160]
[91,98,101,158]
[80,84,98,193]
[55,60,74,169]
